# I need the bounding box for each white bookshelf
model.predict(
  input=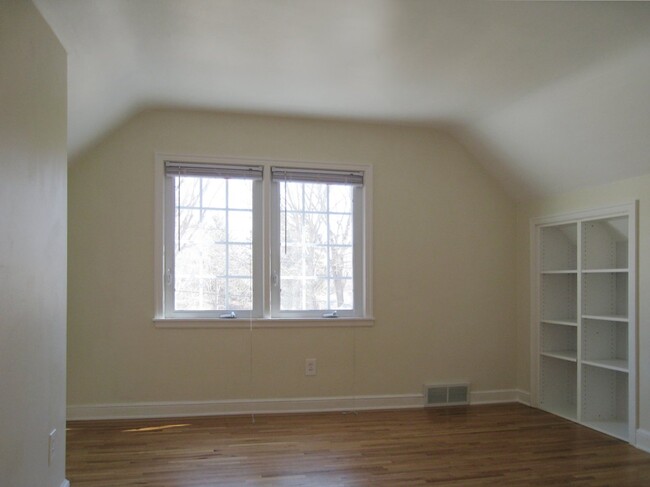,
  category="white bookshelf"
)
[532,203,636,443]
